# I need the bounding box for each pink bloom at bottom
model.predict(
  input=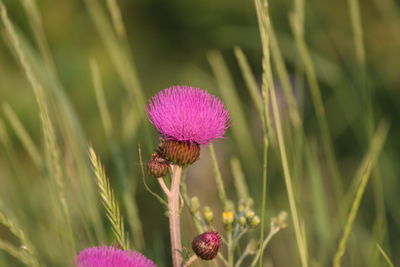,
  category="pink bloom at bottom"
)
[77,246,156,267]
